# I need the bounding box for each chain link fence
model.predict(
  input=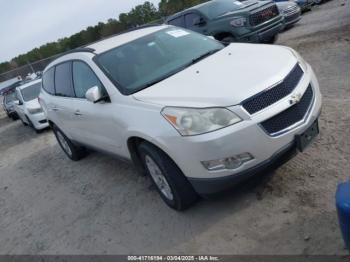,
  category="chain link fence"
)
[0,56,57,82]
